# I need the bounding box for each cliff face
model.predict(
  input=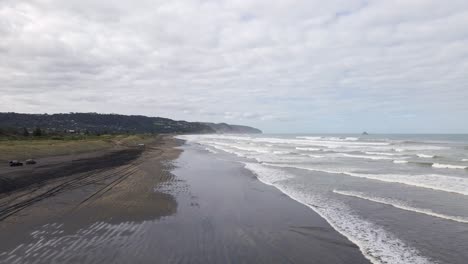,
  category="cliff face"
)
[0,113,262,135]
